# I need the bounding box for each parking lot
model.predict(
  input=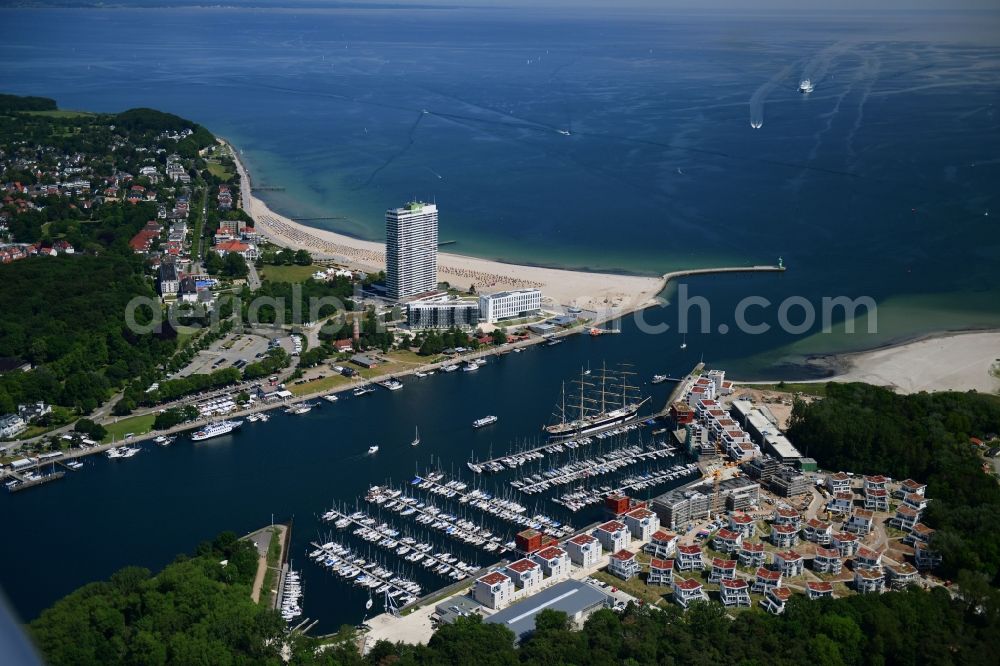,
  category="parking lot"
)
[175,333,274,377]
